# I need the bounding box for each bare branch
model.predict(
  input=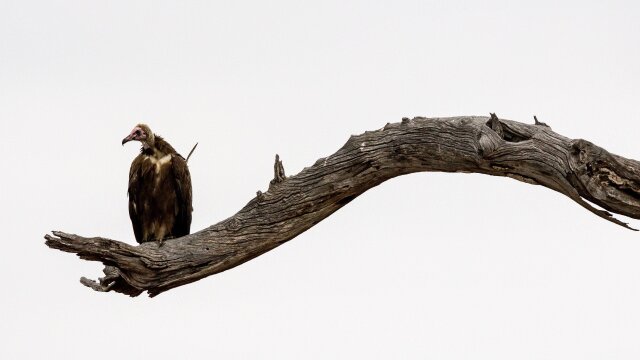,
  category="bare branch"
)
[45,116,640,297]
